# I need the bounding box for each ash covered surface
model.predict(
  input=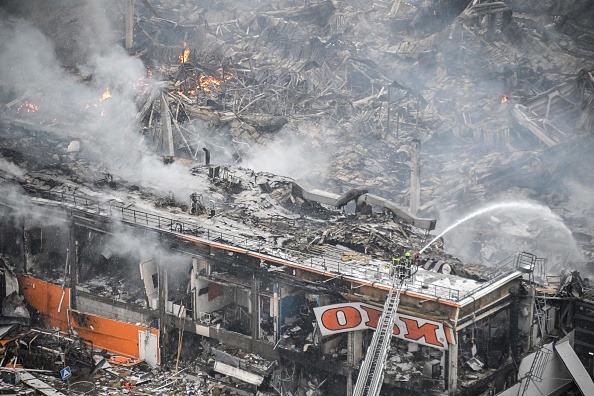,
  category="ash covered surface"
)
[0,0,592,276]
[1,0,594,394]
